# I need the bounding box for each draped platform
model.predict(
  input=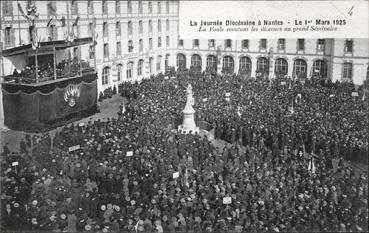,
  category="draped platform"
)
[2,72,98,132]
